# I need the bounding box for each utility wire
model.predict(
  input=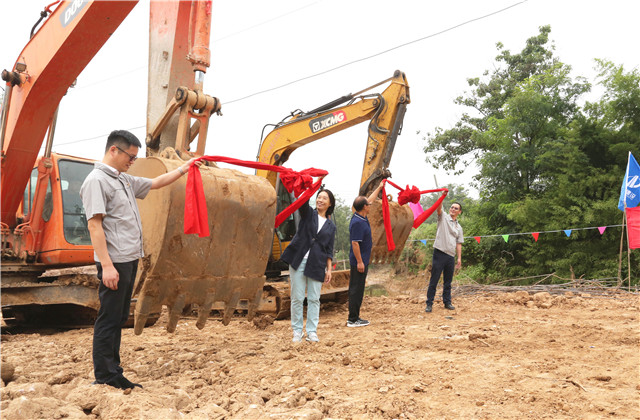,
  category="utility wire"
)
[65,2,323,93]
[48,0,527,147]
[45,125,145,149]
[225,0,528,104]
[213,1,323,42]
